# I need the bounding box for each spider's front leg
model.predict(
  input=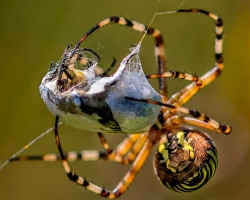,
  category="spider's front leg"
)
[126,97,231,135]
[54,115,155,198]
